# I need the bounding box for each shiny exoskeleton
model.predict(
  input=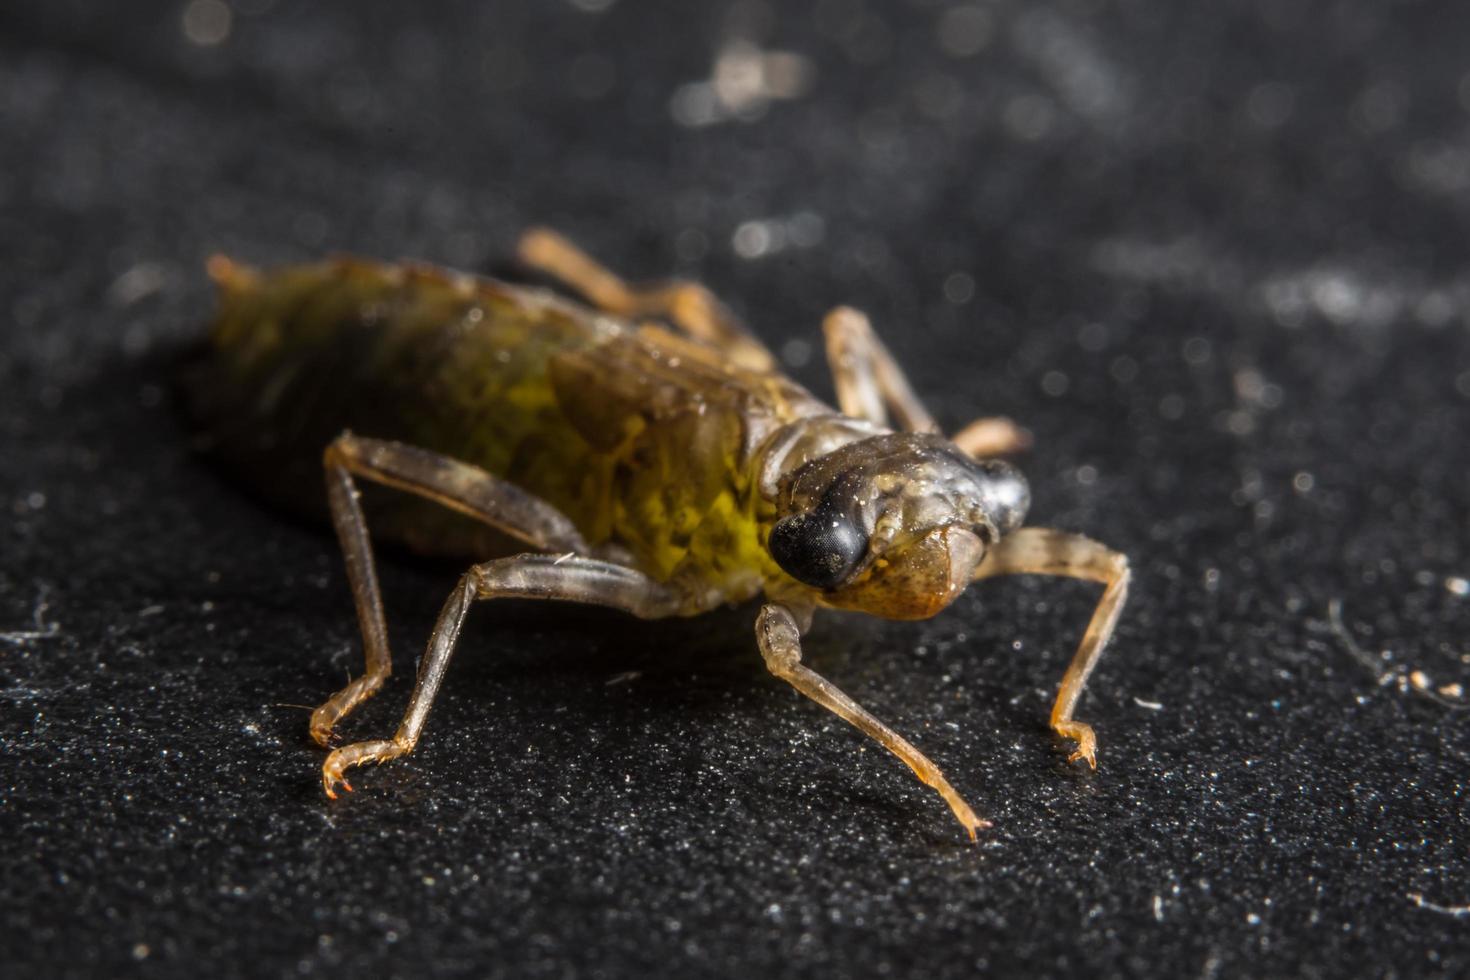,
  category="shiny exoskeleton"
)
[191,229,1130,838]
